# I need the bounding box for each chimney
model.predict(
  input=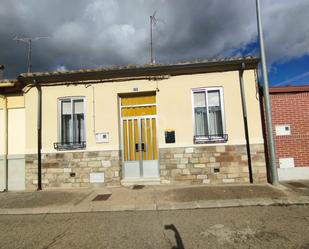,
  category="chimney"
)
[0,65,4,79]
